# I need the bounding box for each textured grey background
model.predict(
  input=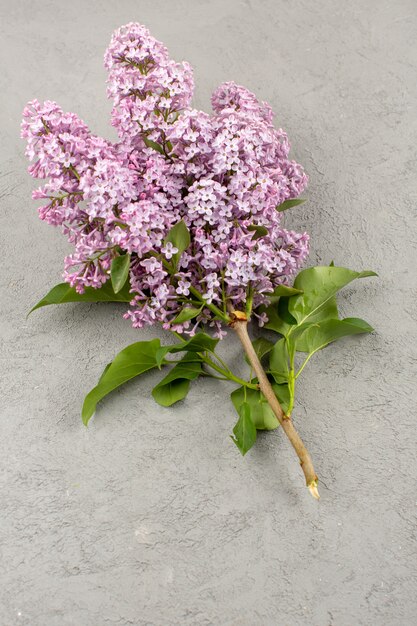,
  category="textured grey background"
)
[1,0,416,624]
